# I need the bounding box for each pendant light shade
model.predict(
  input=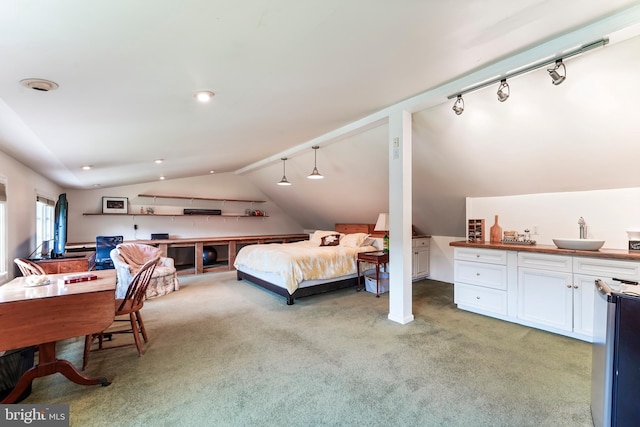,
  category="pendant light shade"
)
[307,145,324,180]
[277,157,292,186]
